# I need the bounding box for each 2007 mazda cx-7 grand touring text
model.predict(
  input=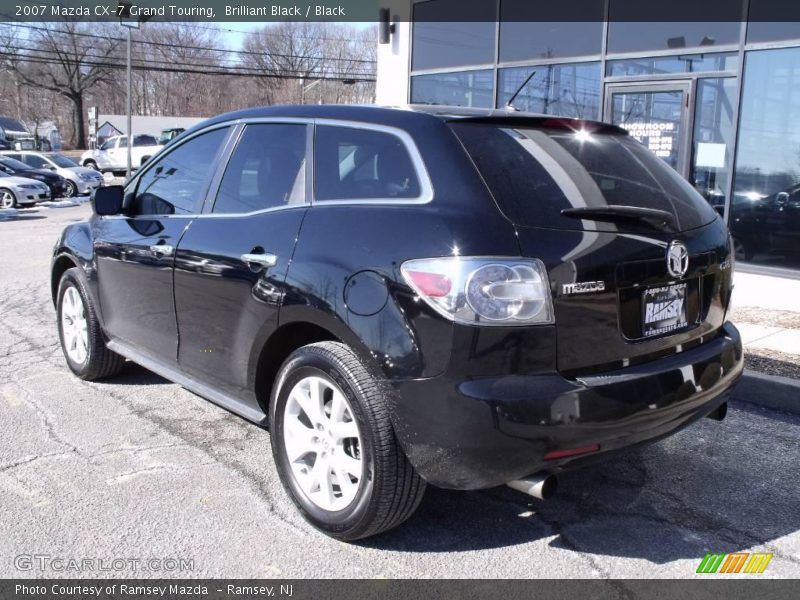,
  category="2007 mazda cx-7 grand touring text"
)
[52,105,742,540]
